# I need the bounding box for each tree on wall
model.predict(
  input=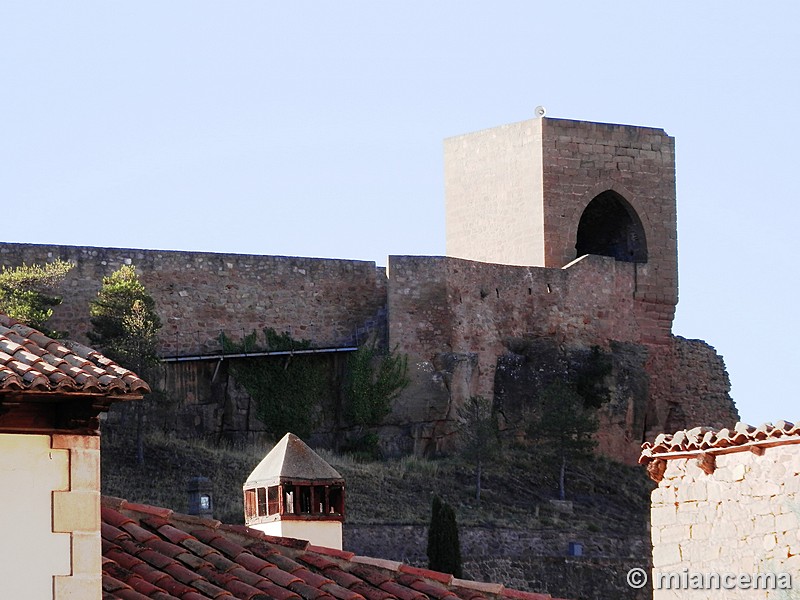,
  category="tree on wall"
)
[458,395,501,503]
[527,381,598,501]
[426,495,462,578]
[88,265,162,369]
[344,342,409,453]
[89,265,162,465]
[0,259,74,336]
